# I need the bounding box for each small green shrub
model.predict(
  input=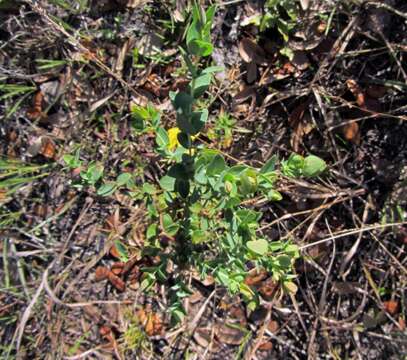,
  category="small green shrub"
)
[134,3,327,322]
